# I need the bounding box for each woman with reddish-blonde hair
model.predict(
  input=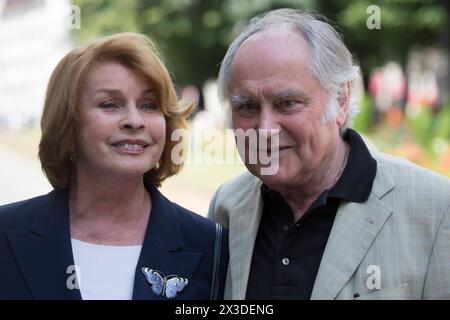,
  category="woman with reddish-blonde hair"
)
[0,33,227,300]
